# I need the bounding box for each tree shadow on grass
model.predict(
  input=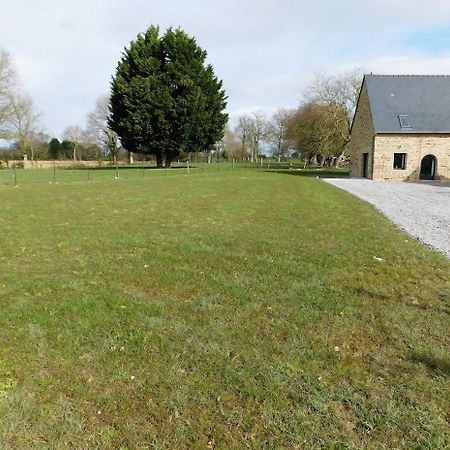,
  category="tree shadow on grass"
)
[410,350,450,378]
[266,168,350,178]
